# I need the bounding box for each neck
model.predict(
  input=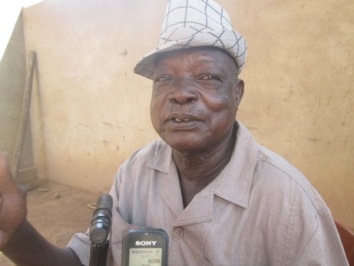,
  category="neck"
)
[173,124,237,207]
